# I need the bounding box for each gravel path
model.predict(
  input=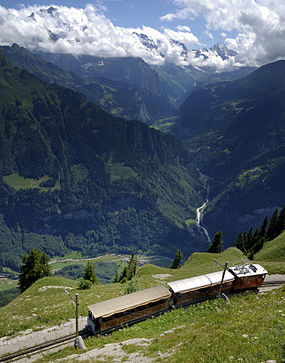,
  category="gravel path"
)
[264,274,285,284]
[0,317,87,356]
[0,274,283,361]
